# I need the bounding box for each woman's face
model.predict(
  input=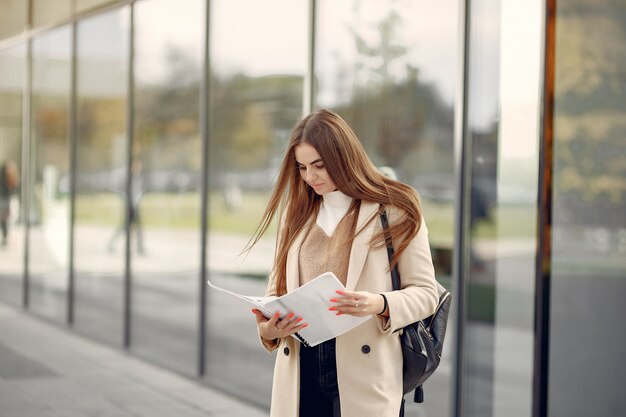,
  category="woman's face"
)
[294,142,337,195]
